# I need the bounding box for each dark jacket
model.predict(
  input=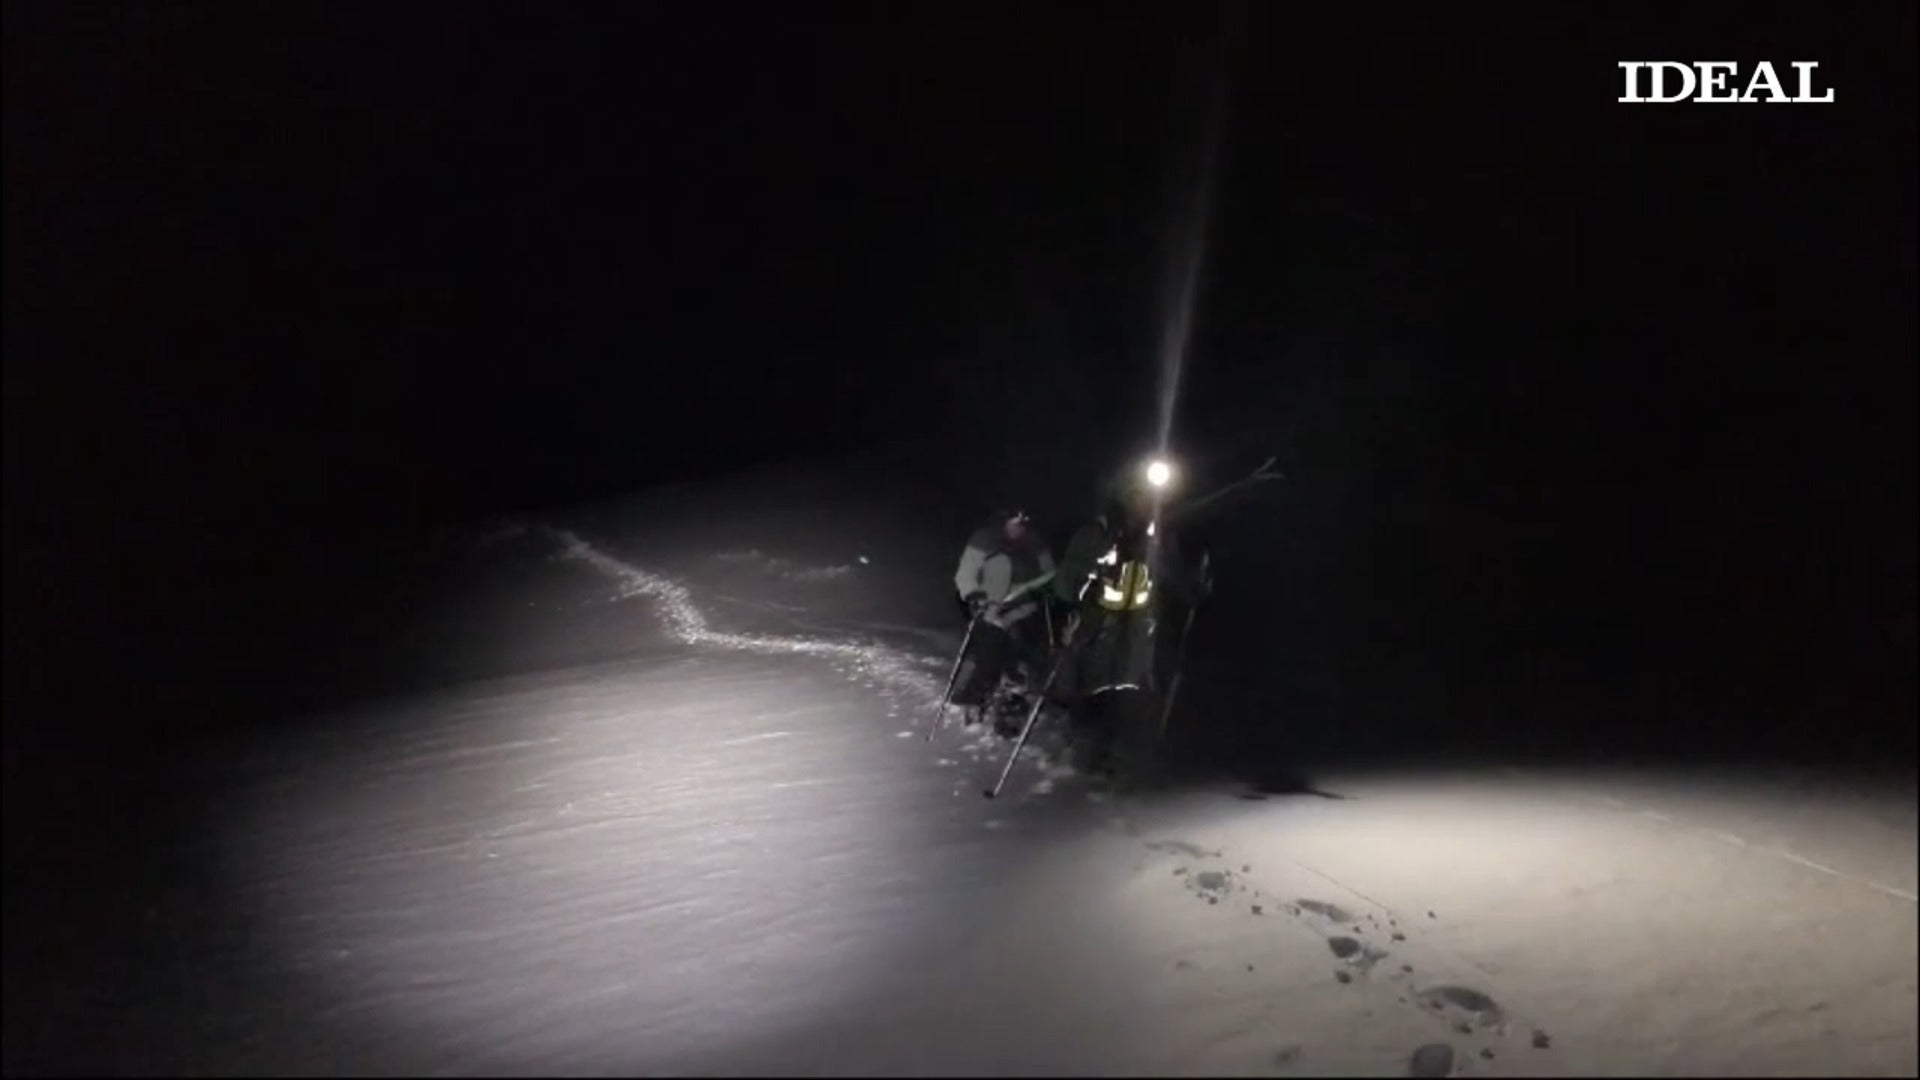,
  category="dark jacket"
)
[1052,513,1200,611]
[1051,511,1203,697]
